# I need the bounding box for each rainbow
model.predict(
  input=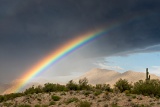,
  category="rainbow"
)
[13,28,112,93]
[7,13,149,94]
